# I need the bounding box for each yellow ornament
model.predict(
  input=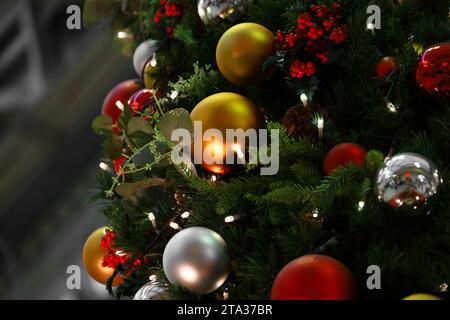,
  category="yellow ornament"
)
[403,293,441,300]
[82,227,124,287]
[190,92,264,174]
[216,23,276,86]
[143,59,157,89]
